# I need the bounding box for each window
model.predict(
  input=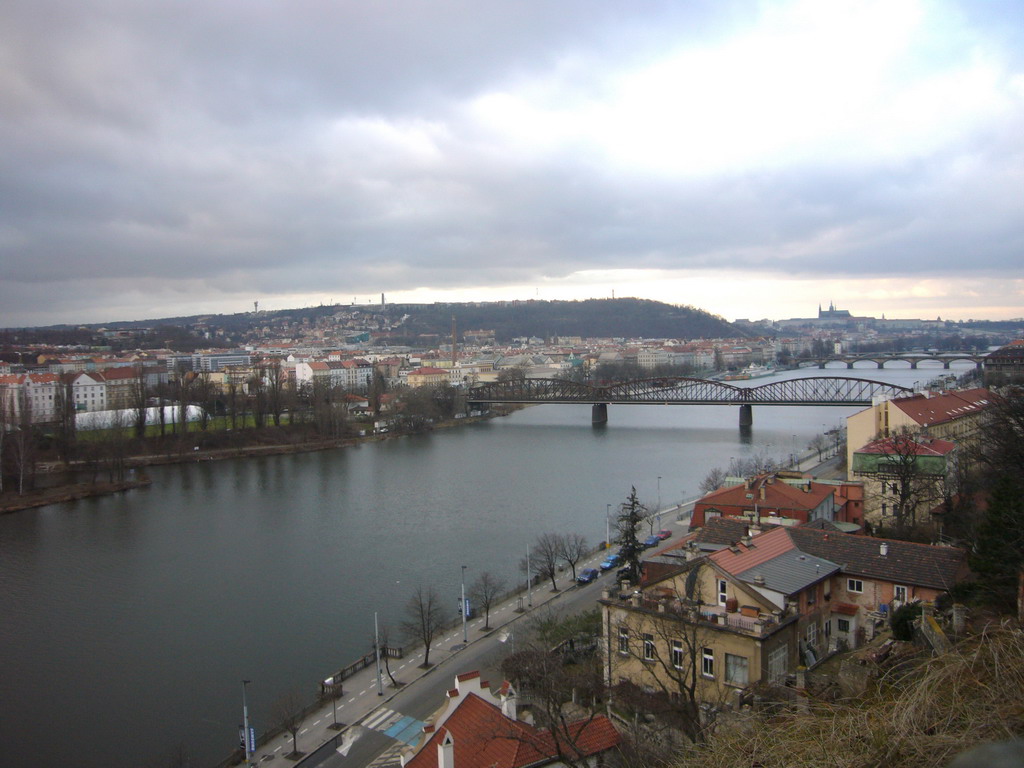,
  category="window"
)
[725,654,748,686]
[837,618,851,633]
[717,579,728,606]
[643,633,655,661]
[894,585,909,604]
[767,645,788,683]
[806,621,818,650]
[617,627,629,655]
[847,579,864,593]
[701,648,714,678]
[672,640,684,669]
[806,586,816,606]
